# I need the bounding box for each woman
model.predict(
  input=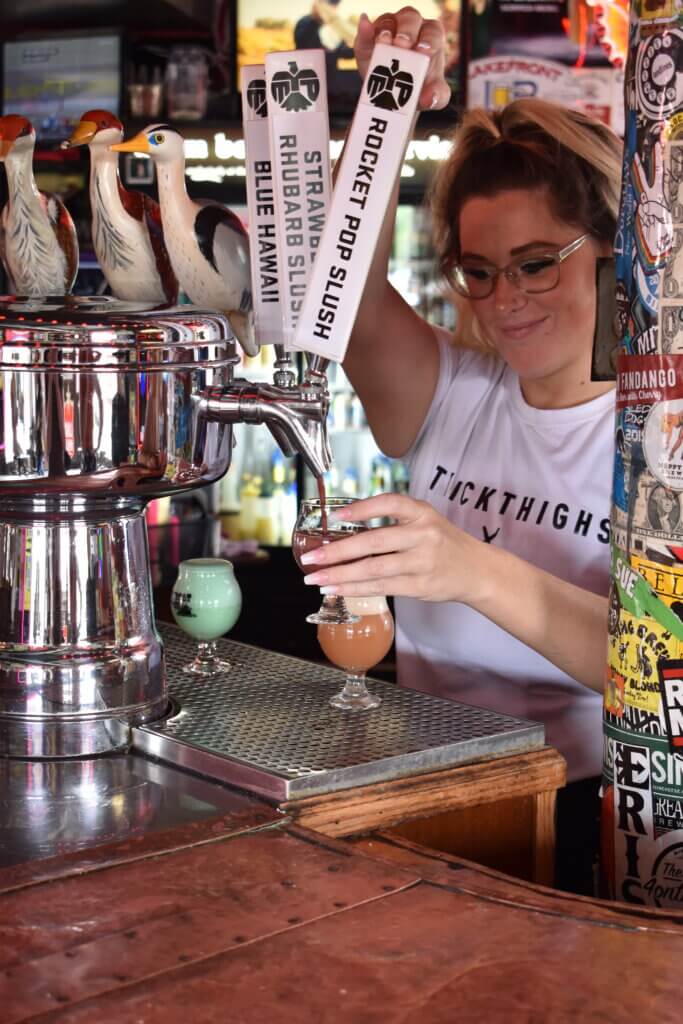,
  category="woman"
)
[300,9,621,893]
